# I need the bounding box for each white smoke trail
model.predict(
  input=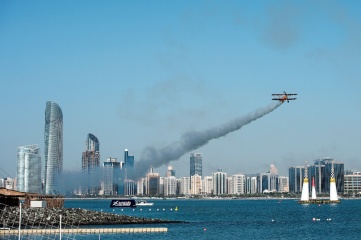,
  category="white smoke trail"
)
[135,101,282,178]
